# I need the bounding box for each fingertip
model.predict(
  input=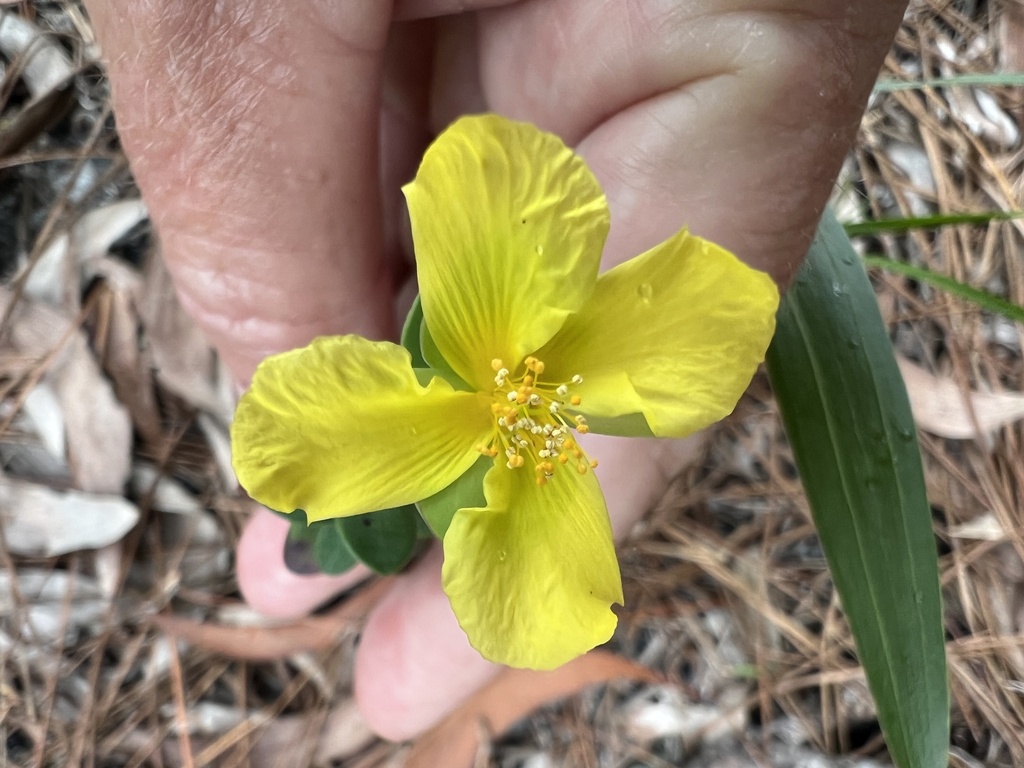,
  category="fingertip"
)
[236,506,370,619]
[354,546,500,741]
